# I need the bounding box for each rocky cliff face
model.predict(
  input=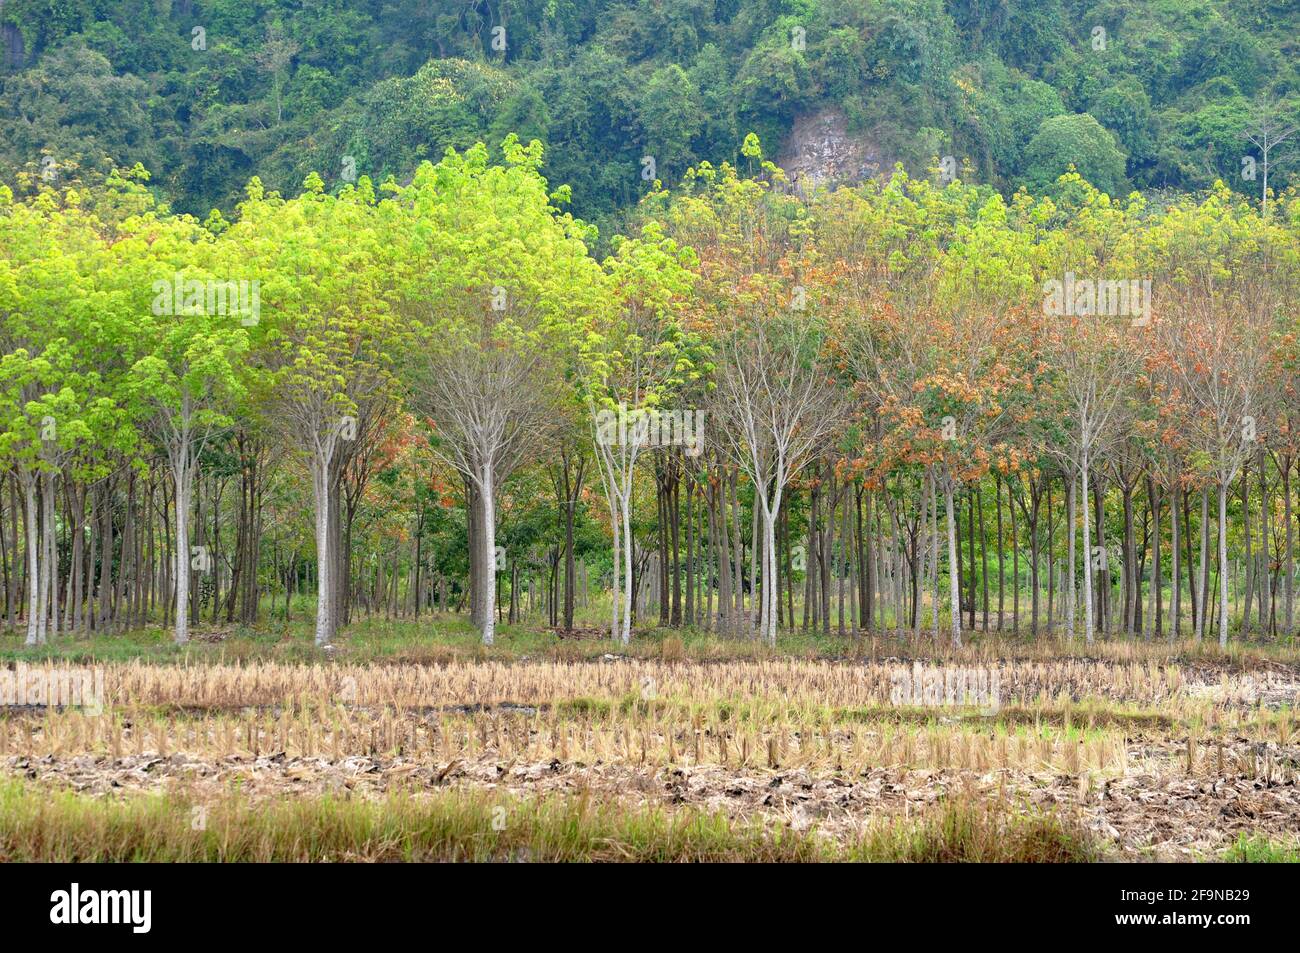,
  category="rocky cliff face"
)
[776,108,889,191]
[1,0,25,71]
